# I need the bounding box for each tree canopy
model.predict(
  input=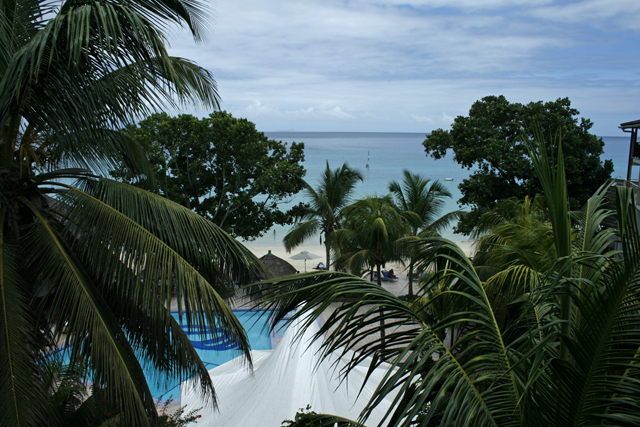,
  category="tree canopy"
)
[334,194,415,284]
[389,171,462,296]
[283,162,363,270]
[423,95,613,234]
[115,111,307,240]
